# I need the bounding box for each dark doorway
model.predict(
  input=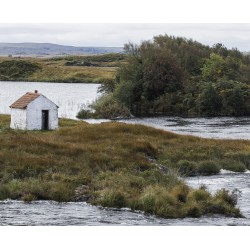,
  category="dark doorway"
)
[42,110,49,130]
